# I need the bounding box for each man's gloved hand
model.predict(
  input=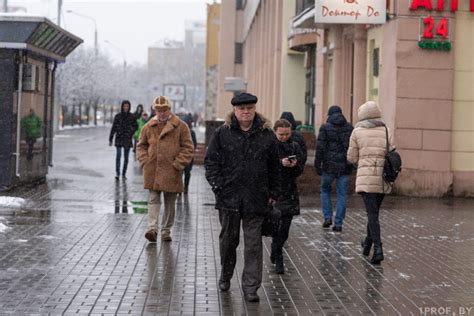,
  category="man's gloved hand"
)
[270,205,282,220]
